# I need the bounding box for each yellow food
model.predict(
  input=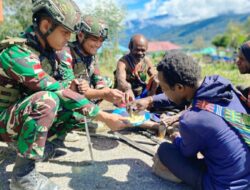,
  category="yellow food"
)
[127,113,144,123]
